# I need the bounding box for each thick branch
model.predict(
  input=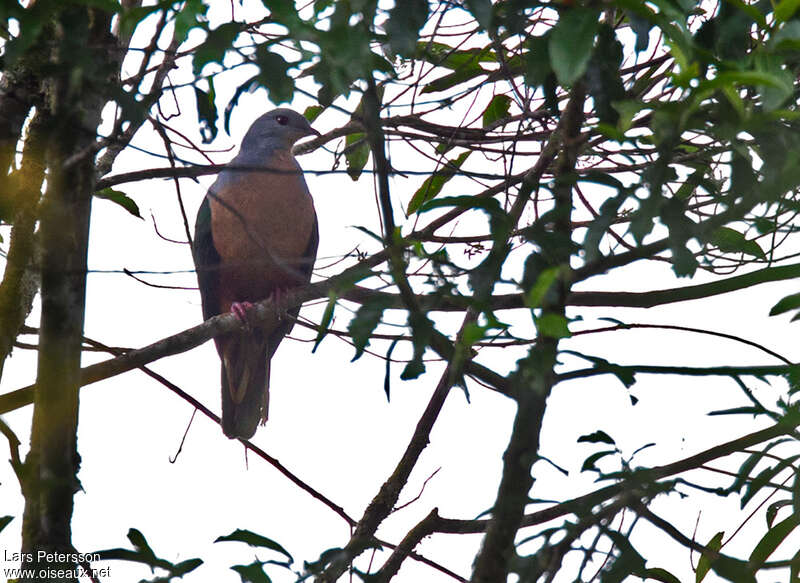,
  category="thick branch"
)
[316,371,453,582]
[371,508,442,583]
[343,259,800,312]
[431,415,800,535]
[558,362,797,383]
[0,252,390,415]
[0,57,41,186]
[315,309,479,582]
[0,112,46,380]
[471,81,586,583]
